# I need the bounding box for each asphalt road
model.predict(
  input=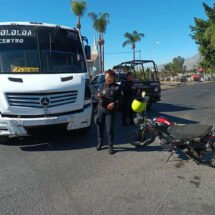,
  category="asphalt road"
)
[1,82,215,215]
